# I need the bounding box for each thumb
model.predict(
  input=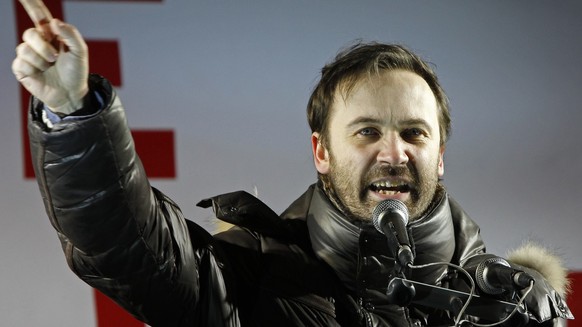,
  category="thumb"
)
[49,19,88,57]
